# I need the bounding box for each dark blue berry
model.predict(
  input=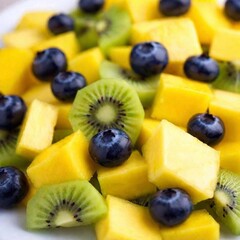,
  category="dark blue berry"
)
[79,0,104,13]
[130,41,169,77]
[32,48,67,82]
[225,0,240,21]
[51,71,87,101]
[48,13,74,35]
[187,113,225,146]
[0,167,29,209]
[184,54,220,83]
[149,188,193,227]
[0,94,26,130]
[159,0,191,16]
[89,129,132,168]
